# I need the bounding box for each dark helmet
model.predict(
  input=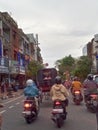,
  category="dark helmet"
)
[87,74,93,80]
[74,76,78,81]
[55,76,62,84]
